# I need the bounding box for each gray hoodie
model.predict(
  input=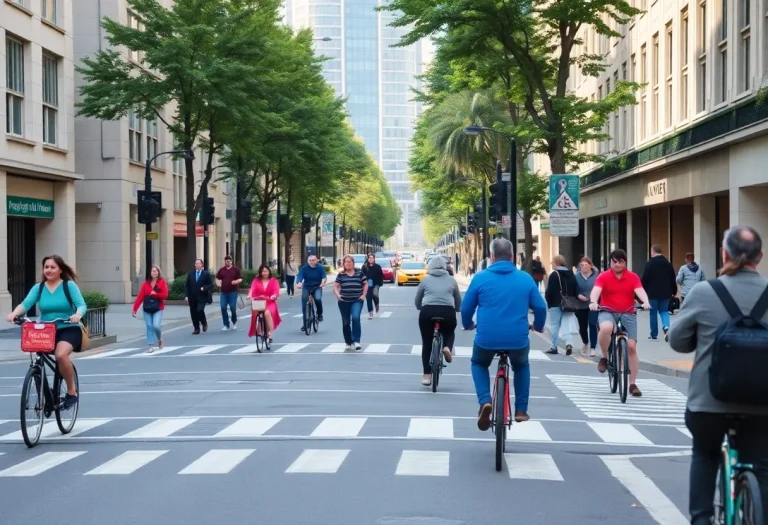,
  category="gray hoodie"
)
[415,269,462,310]
[575,268,598,298]
[677,262,705,297]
